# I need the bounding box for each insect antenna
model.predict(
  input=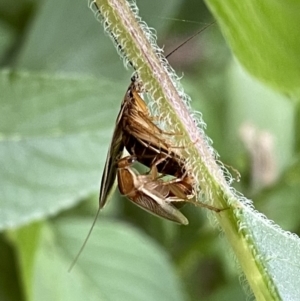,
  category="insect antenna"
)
[132,21,216,70]
[68,206,101,272]
[165,21,216,59]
